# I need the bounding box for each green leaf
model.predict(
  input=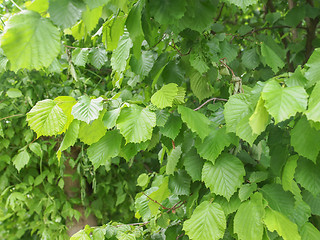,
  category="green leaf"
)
[177,0,216,32]
[57,119,80,160]
[54,96,77,133]
[71,96,104,124]
[183,148,204,182]
[27,99,67,137]
[78,116,106,145]
[305,82,320,122]
[126,0,144,42]
[13,150,30,172]
[195,127,236,164]
[148,0,186,25]
[261,38,285,73]
[224,93,258,145]
[302,190,320,216]
[168,170,191,196]
[262,80,308,124]
[130,51,155,77]
[103,15,127,51]
[189,70,212,101]
[183,201,226,240]
[249,97,270,135]
[189,52,209,74]
[301,222,320,240]
[117,105,156,143]
[305,48,320,87]
[151,83,178,109]
[82,5,102,33]
[6,88,22,98]
[48,0,82,29]
[285,66,308,88]
[178,105,211,140]
[291,117,320,163]
[26,0,49,13]
[87,130,122,169]
[84,0,106,9]
[260,184,295,217]
[226,0,258,9]
[137,173,149,188]
[263,208,301,240]
[295,158,320,196]
[242,48,260,69]
[89,48,108,69]
[282,155,299,193]
[202,153,245,200]
[111,31,132,72]
[29,142,43,158]
[103,108,121,129]
[166,145,182,175]
[149,177,170,214]
[1,10,60,71]
[70,230,91,240]
[239,183,257,202]
[220,41,238,63]
[234,192,265,240]
[72,48,89,67]
[159,114,182,140]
